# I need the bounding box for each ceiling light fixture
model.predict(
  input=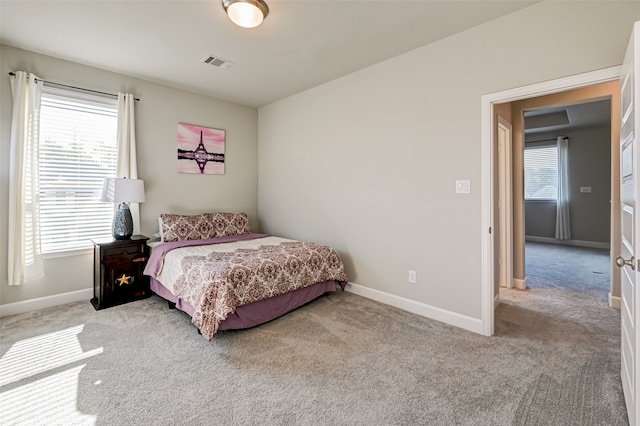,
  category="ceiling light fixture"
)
[222,0,269,28]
